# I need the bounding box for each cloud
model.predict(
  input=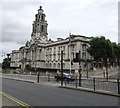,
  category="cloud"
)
[0,41,22,62]
[118,1,120,43]
[0,0,38,2]
[46,0,118,43]
[1,42,21,53]
[1,2,39,44]
[0,0,118,63]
